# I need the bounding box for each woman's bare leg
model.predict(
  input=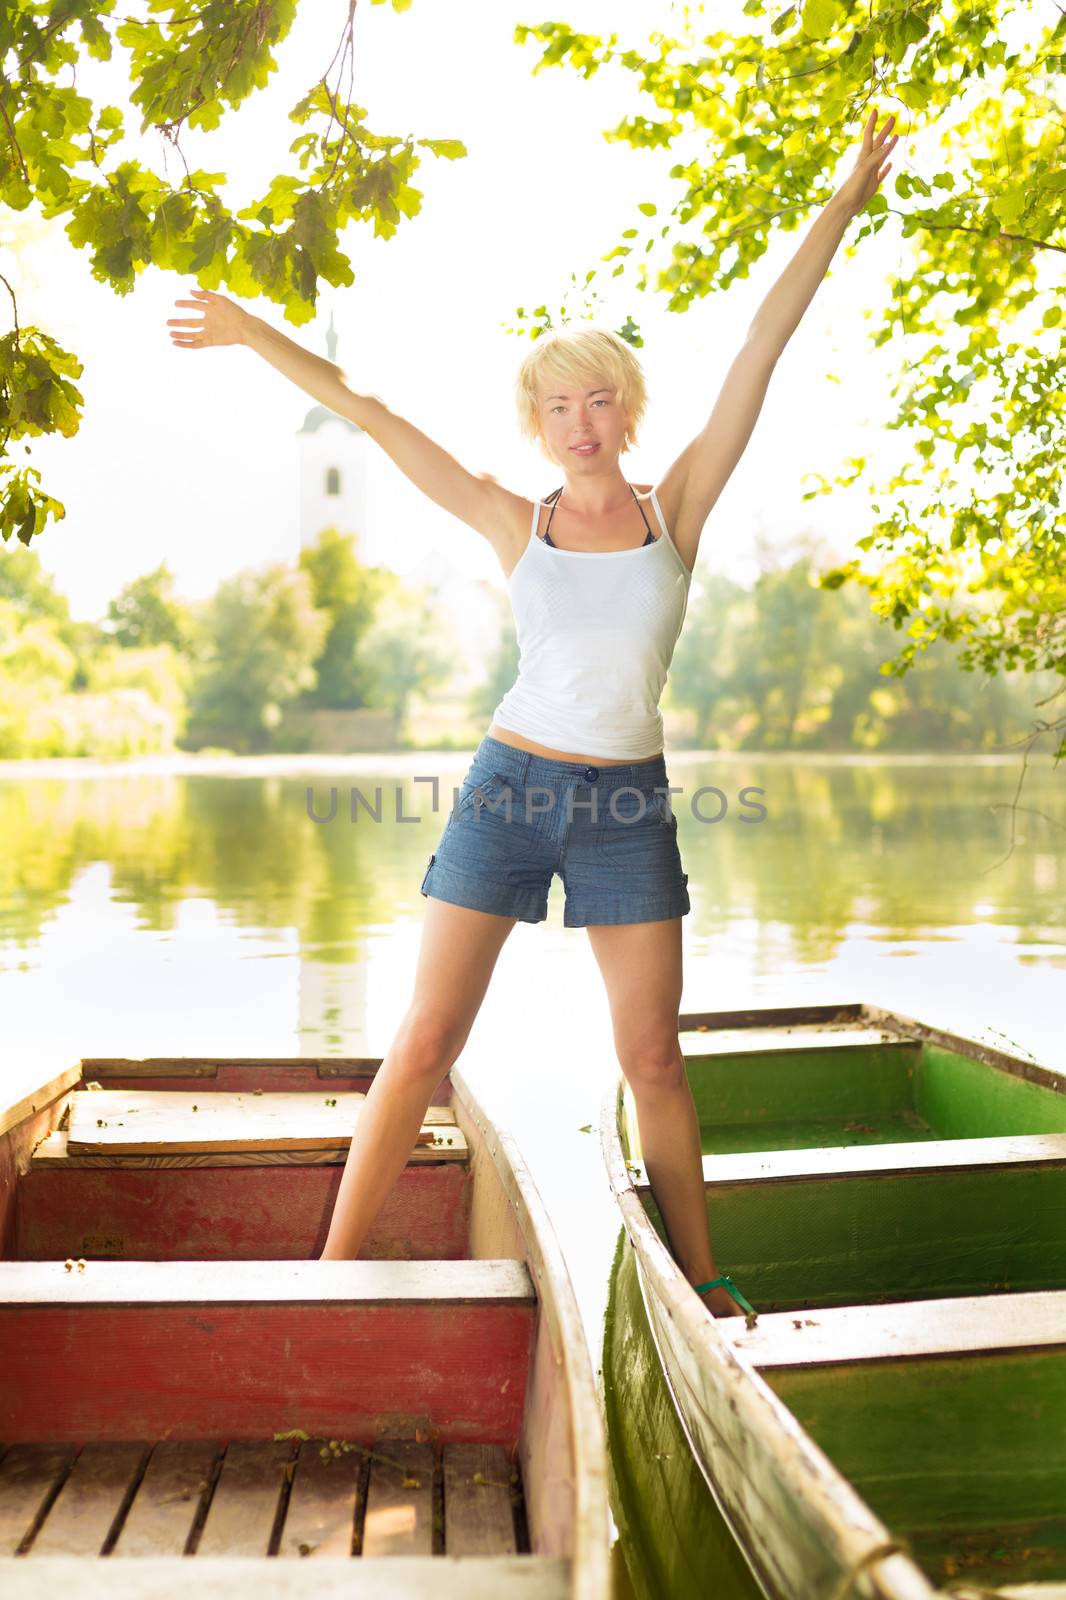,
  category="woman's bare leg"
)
[585,917,749,1318]
[319,896,519,1259]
